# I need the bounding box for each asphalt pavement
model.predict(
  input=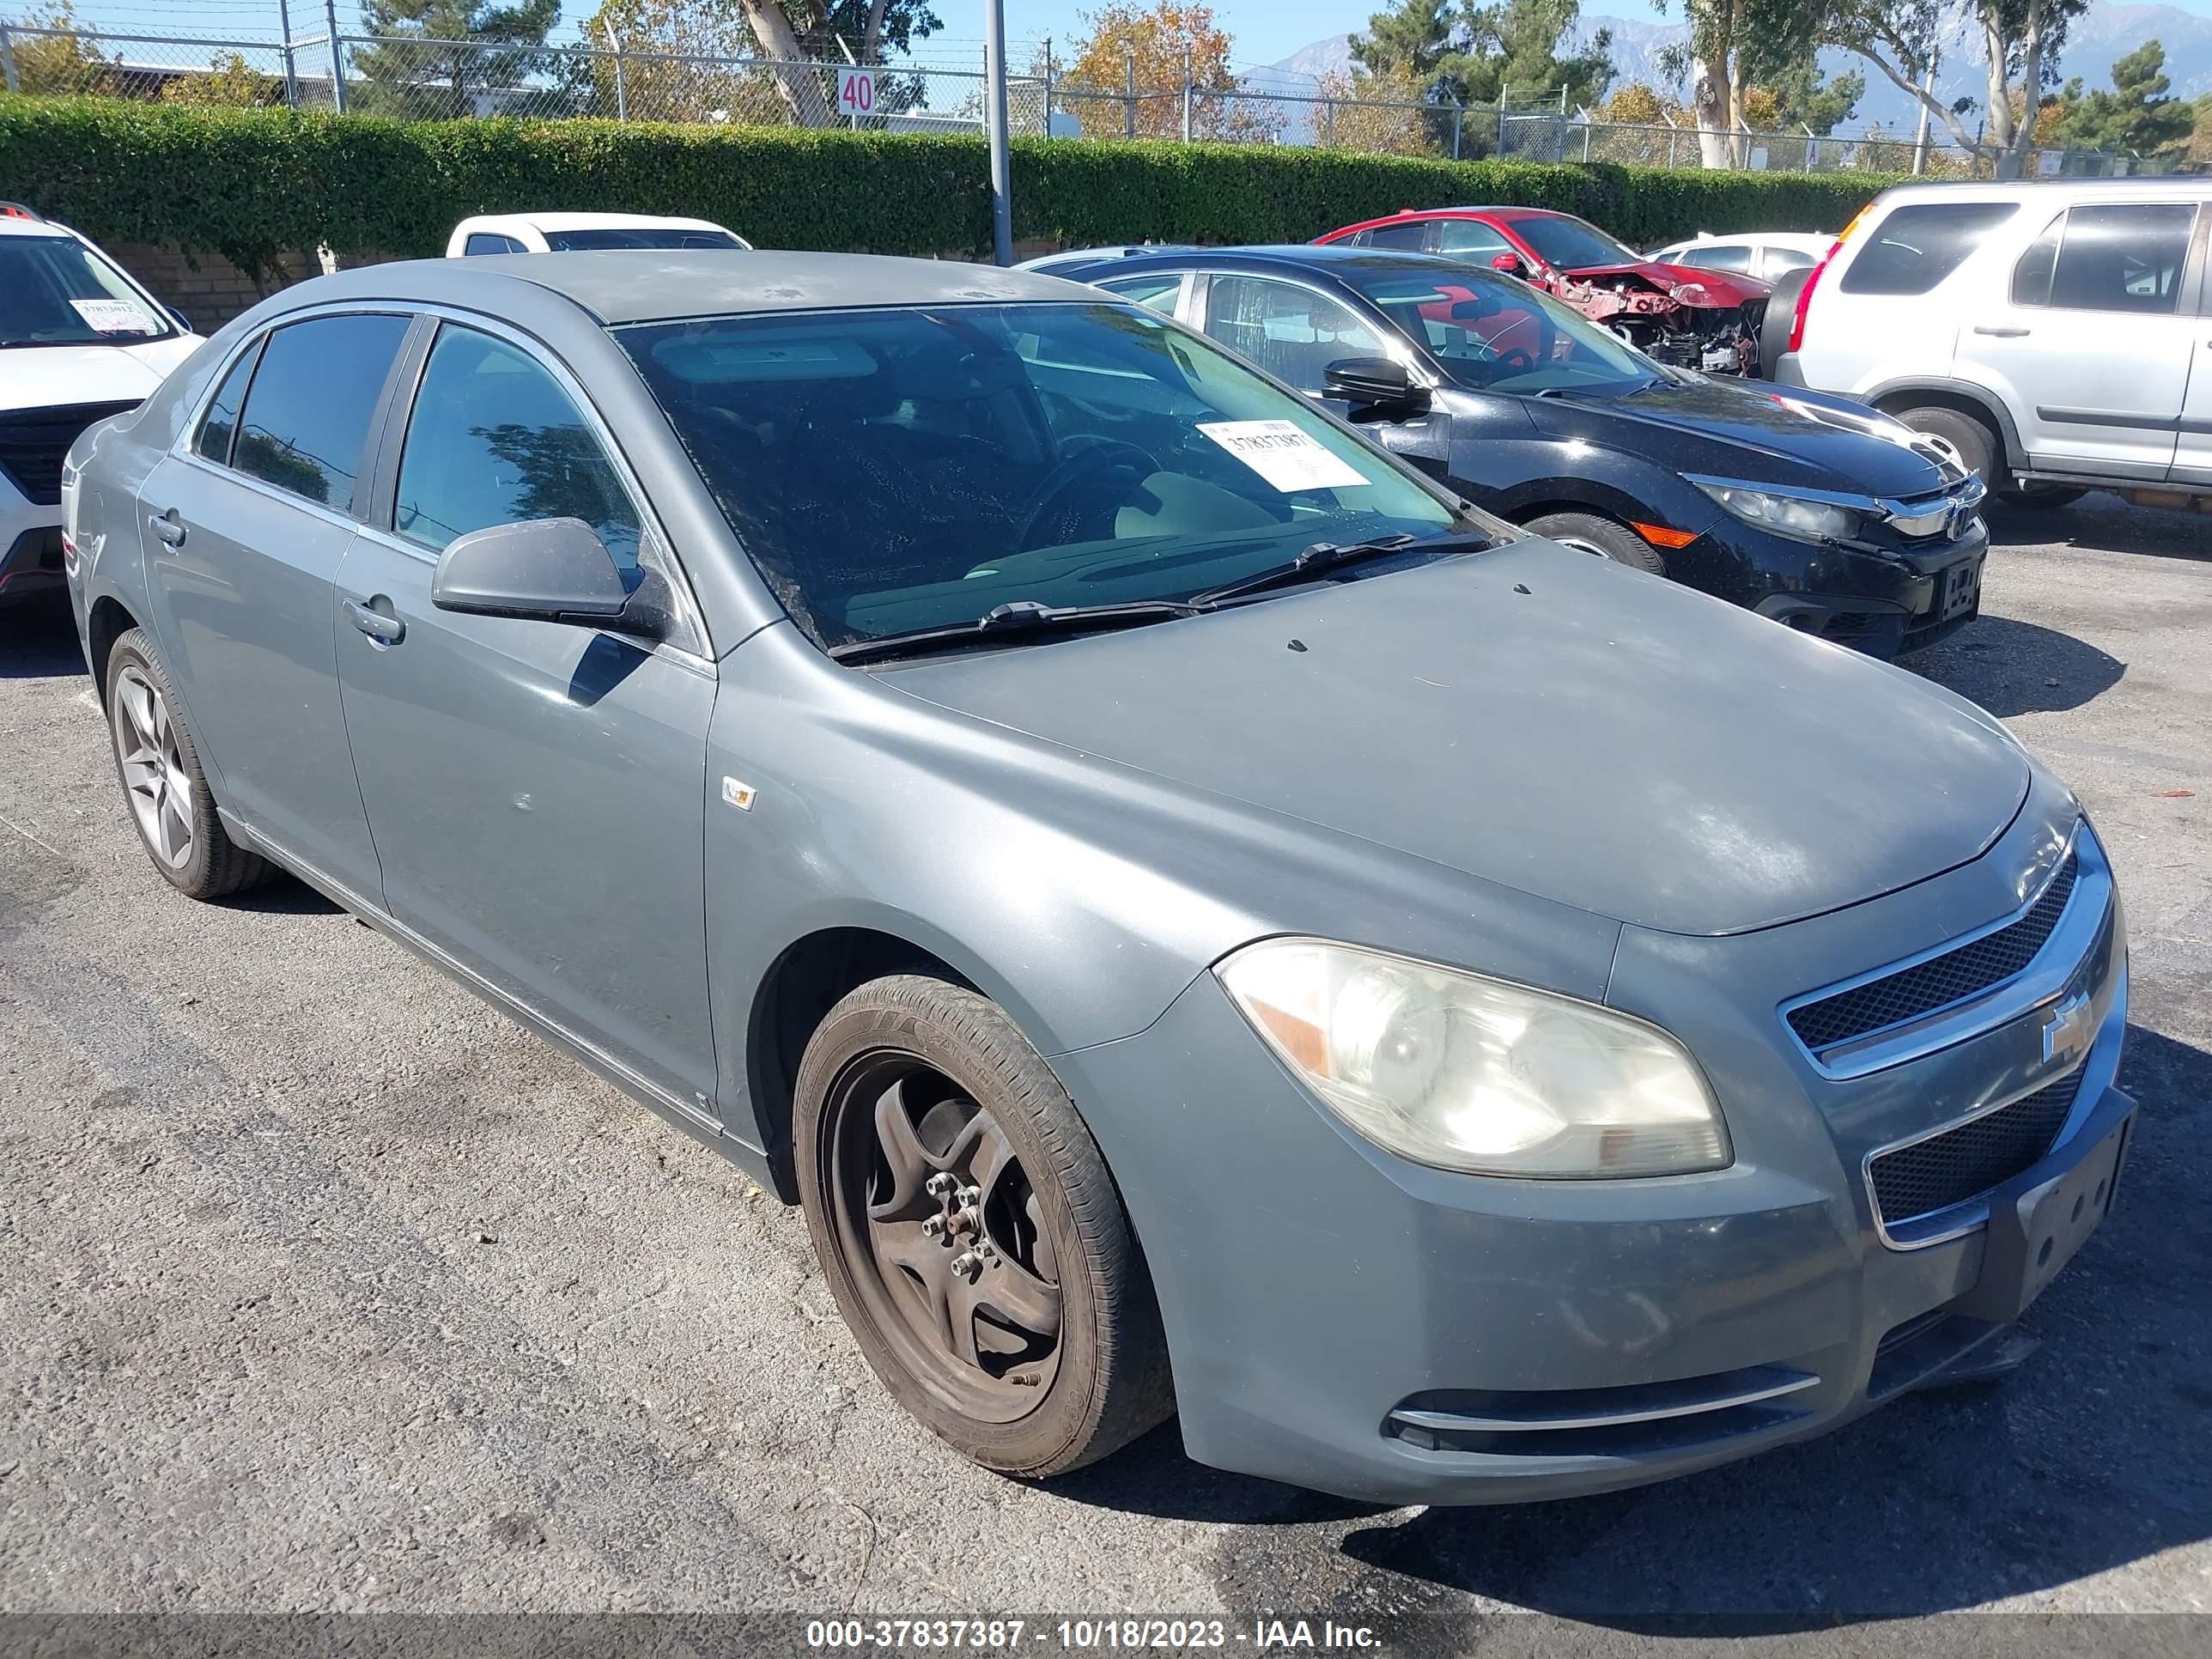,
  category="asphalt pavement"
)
[1,495,2207,1646]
